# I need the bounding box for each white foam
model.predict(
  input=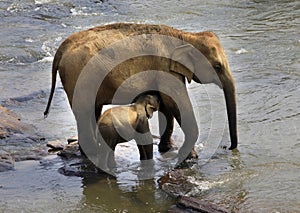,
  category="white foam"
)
[235,48,248,54]
[70,8,98,16]
[186,177,225,196]
[25,38,34,43]
[38,56,53,63]
[34,0,52,4]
